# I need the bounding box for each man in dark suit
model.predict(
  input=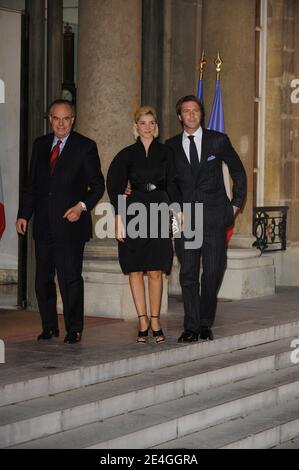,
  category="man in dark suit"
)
[16,99,105,344]
[166,95,246,342]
